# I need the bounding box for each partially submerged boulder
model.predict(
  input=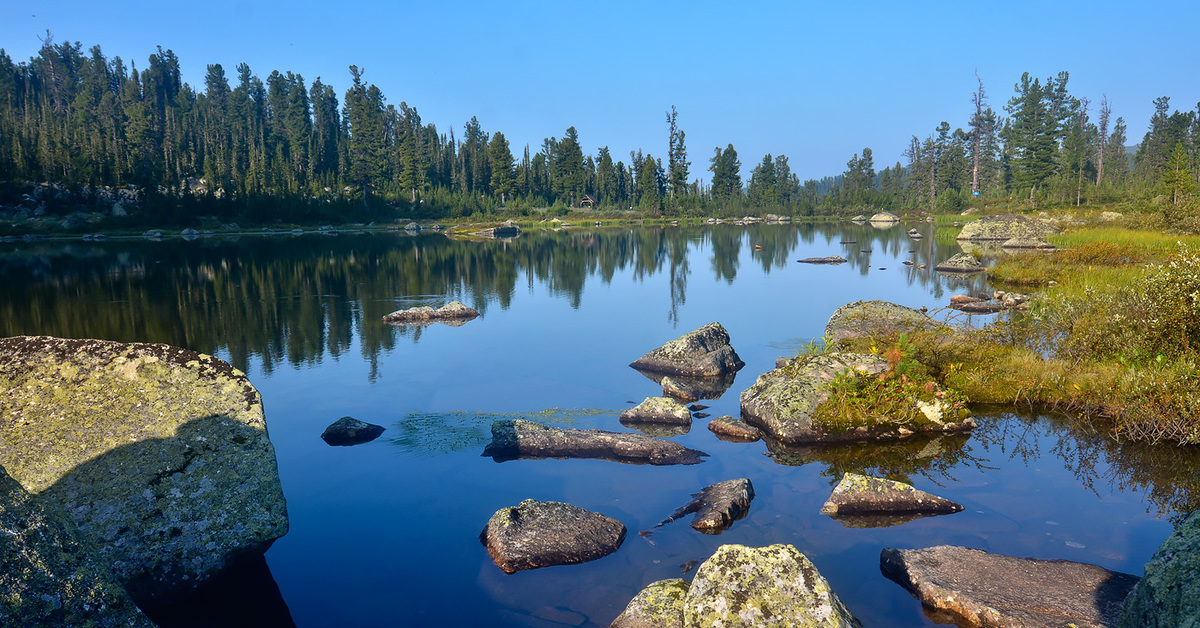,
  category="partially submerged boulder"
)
[1119,509,1200,628]
[0,336,288,603]
[629,323,745,378]
[659,377,699,403]
[381,300,479,325]
[707,416,762,442]
[934,252,985,273]
[480,499,625,574]
[797,256,848,264]
[482,419,706,465]
[0,466,152,627]
[469,220,521,238]
[882,545,1138,628]
[610,579,689,628]
[869,211,901,224]
[820,473,962,522]
[824,300,940,343]
[634,370,738,402]
[620,397,692,426]
[321,416,385,446]
[656,478,754,534]
[957,213,1061,241]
